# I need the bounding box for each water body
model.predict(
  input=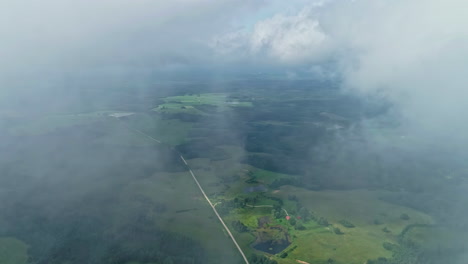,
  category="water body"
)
[253,239,291,254]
